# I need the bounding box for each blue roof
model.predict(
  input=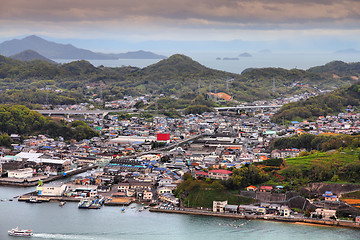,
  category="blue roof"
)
[154,168,167,171]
